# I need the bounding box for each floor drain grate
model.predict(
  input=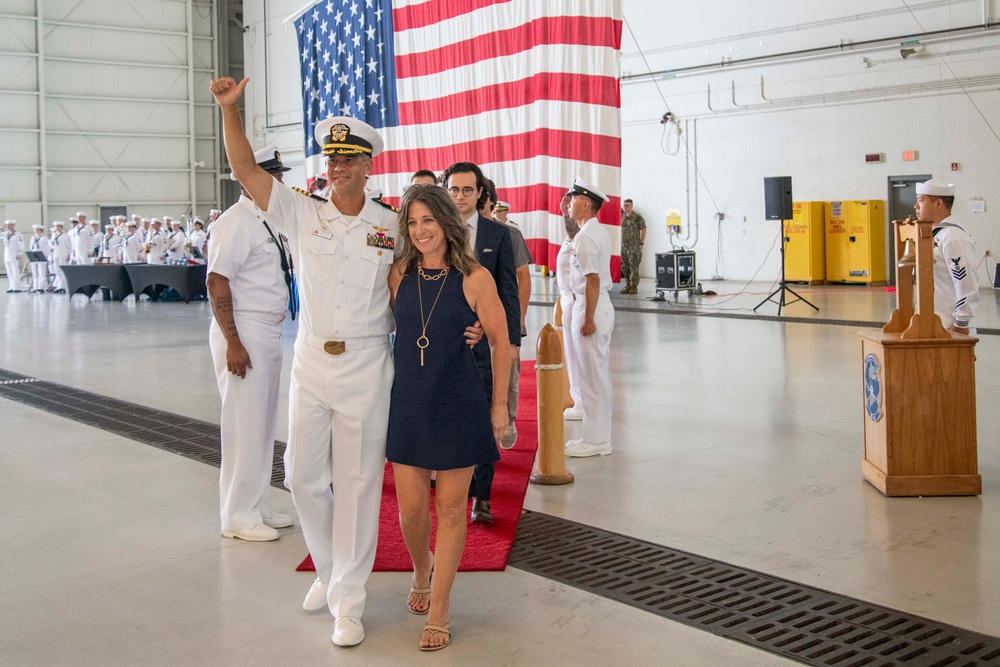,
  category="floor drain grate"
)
[509,512,1000,666]
[0,368,287,488]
